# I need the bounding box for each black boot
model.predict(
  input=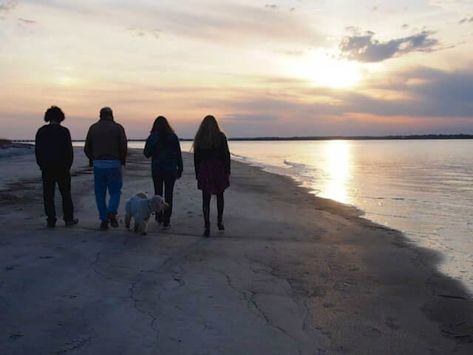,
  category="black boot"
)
[217,192,224,231]
[203,207,210,237]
